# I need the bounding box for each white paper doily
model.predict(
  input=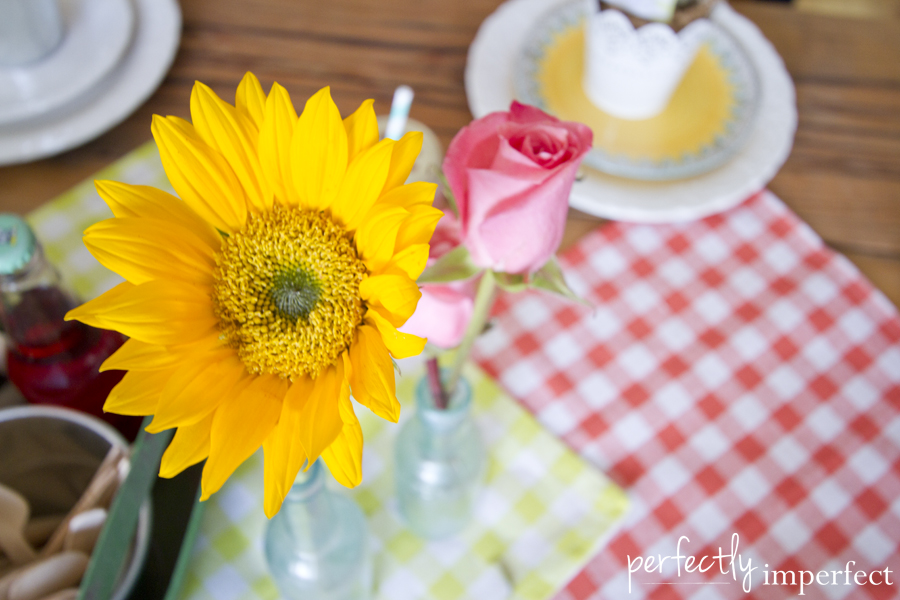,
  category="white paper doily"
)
[466,0,796,223]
